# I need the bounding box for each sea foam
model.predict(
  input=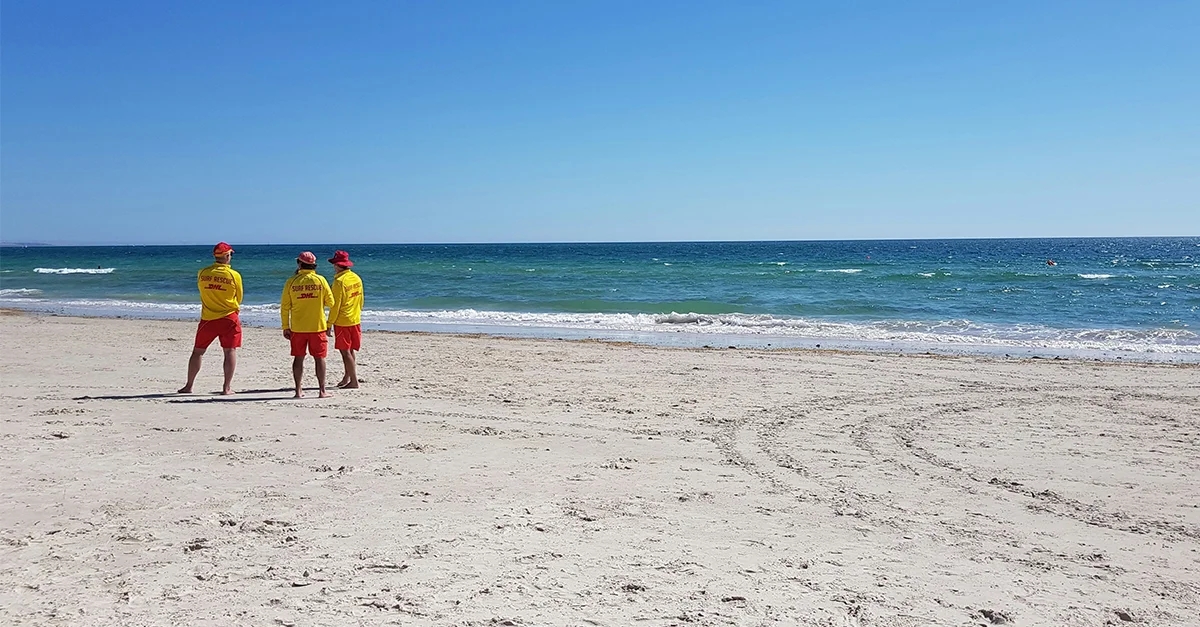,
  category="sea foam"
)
[1,297,1196,359]
[34,267,116,275]
[351,307,1199,355]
